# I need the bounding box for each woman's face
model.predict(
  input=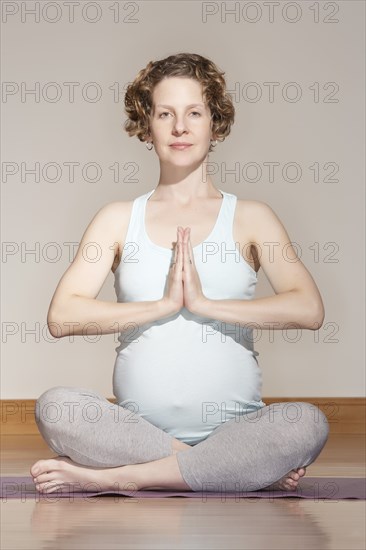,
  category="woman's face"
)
[147,77,215,165]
